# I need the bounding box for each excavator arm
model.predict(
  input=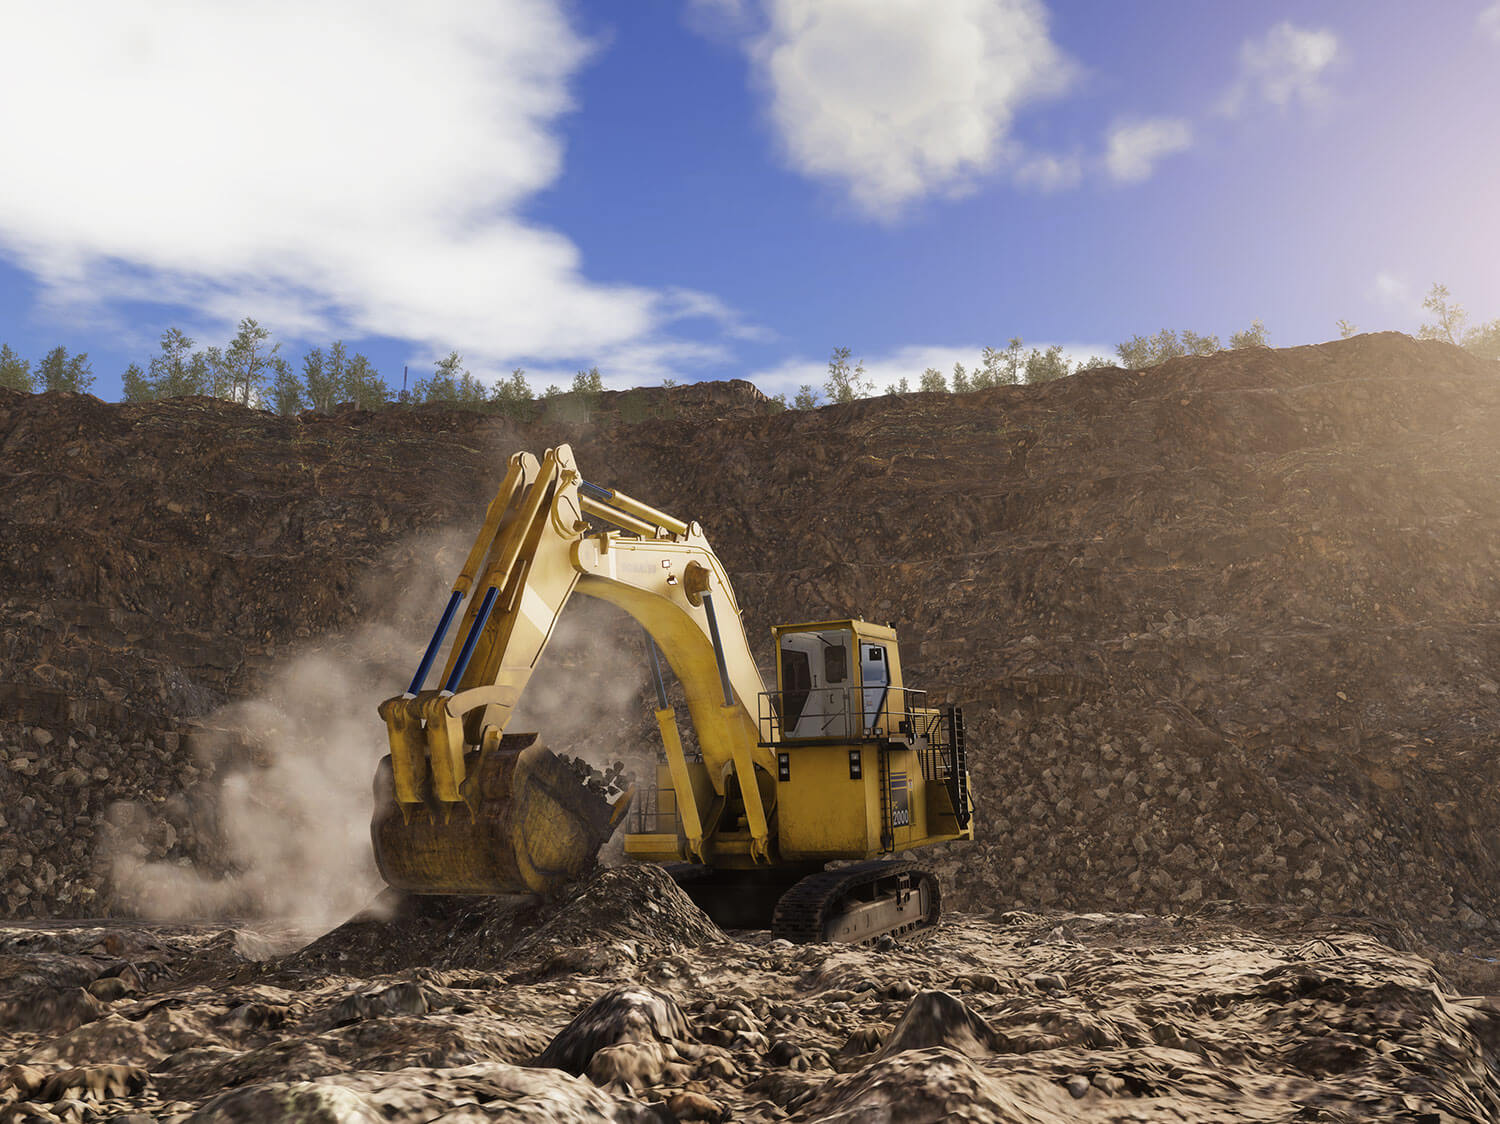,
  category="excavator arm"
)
[373,444,777,896]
